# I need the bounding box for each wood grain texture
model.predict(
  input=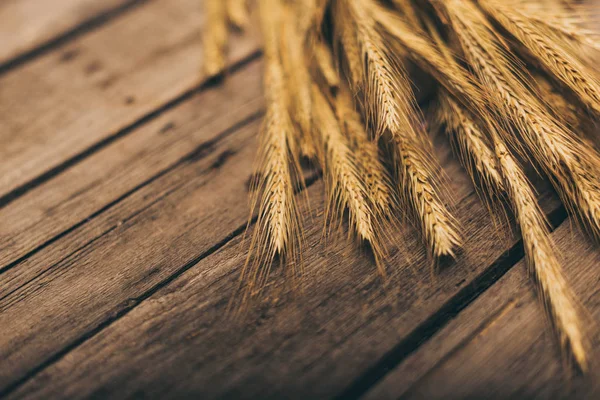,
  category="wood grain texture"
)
[0,0,132,66]
[366,221,600,400]
[0,59,263,272]
[0,116,263,393]
[3,132,564,399]
[0,0,258,201]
